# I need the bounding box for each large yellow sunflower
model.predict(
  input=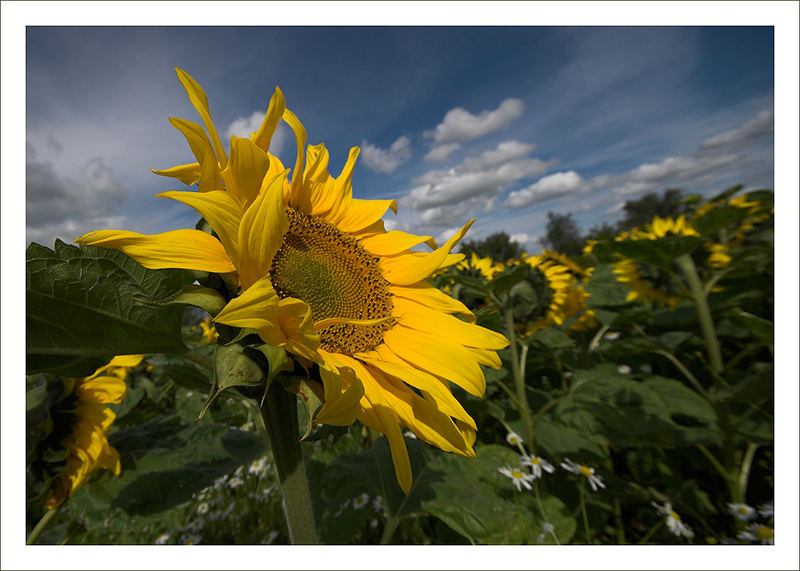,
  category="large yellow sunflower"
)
[45,355,142,509]
[77,69,508,493]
